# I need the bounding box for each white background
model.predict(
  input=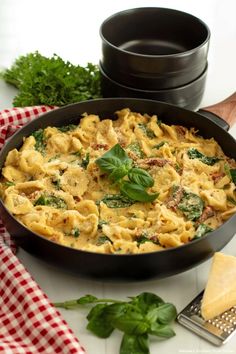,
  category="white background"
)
[0,0,236,353]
